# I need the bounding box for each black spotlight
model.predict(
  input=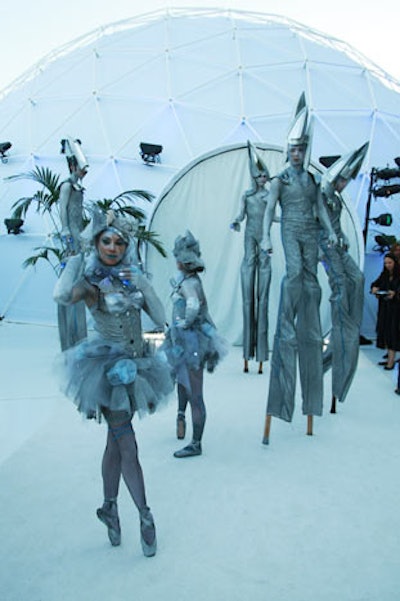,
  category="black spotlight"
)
[370,213,393,226]
[140,143,163,165]
[373,184,400,198]
[318,155,341,168]
[375,167,400,180]
[374,234,397,252]
[4,218,24,234]
[0,141,12,163]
